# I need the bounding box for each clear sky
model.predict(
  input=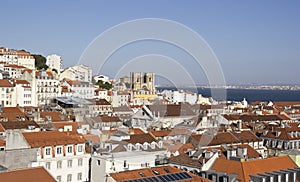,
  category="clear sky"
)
[1,0,299,85]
